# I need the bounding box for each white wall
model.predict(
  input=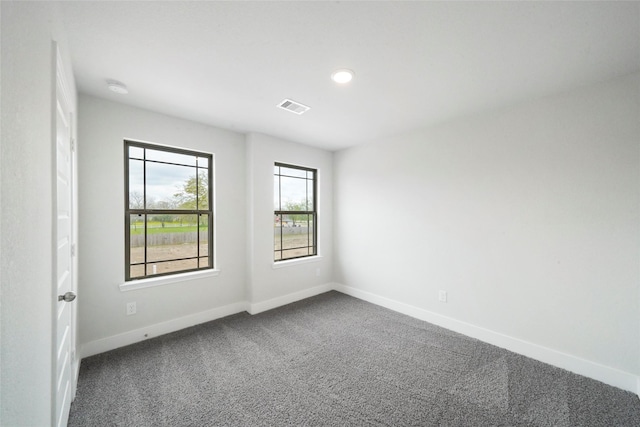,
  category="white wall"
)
[77,98,335,356]
[77,95,247,353]
[246,133,333,312]
[334,73,640,388]
[0,2,77,425]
